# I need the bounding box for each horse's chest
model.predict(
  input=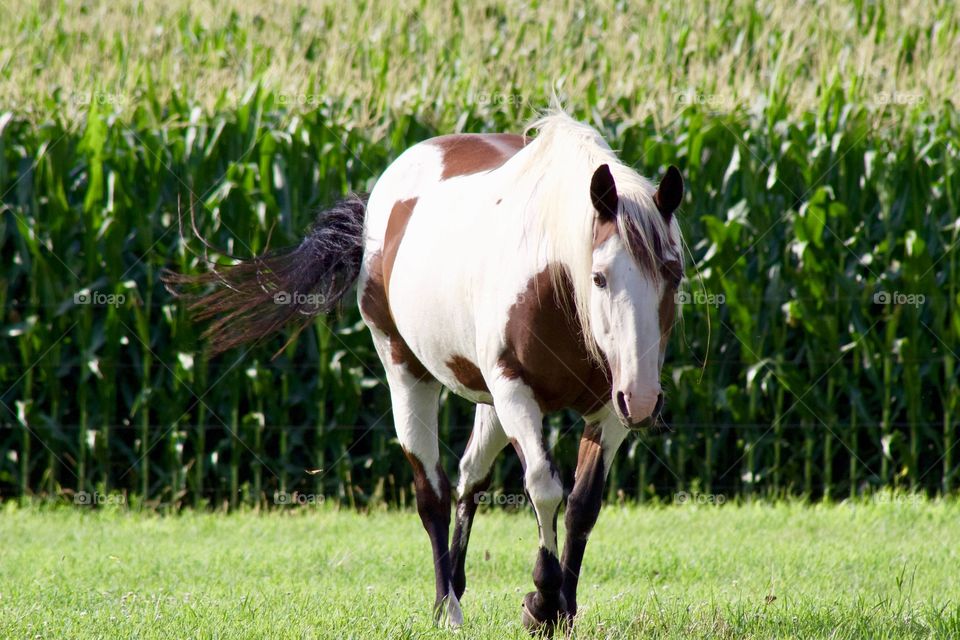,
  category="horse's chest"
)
[496,267,611,415]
